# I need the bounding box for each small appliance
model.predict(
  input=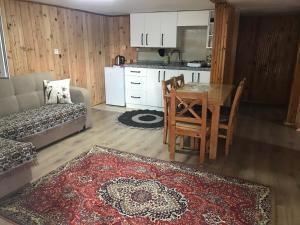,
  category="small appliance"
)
[115,55,125,66]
